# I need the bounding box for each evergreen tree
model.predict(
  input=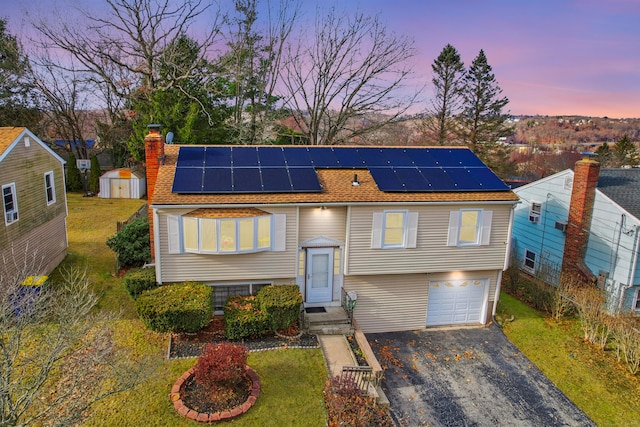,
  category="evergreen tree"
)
[88,155,101,194]
[594,142,613,167]
[0,19,41,130]
[66,153,84,192]
[459,49,513,173]
[424,44,465,145]
[613,134,639,167]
